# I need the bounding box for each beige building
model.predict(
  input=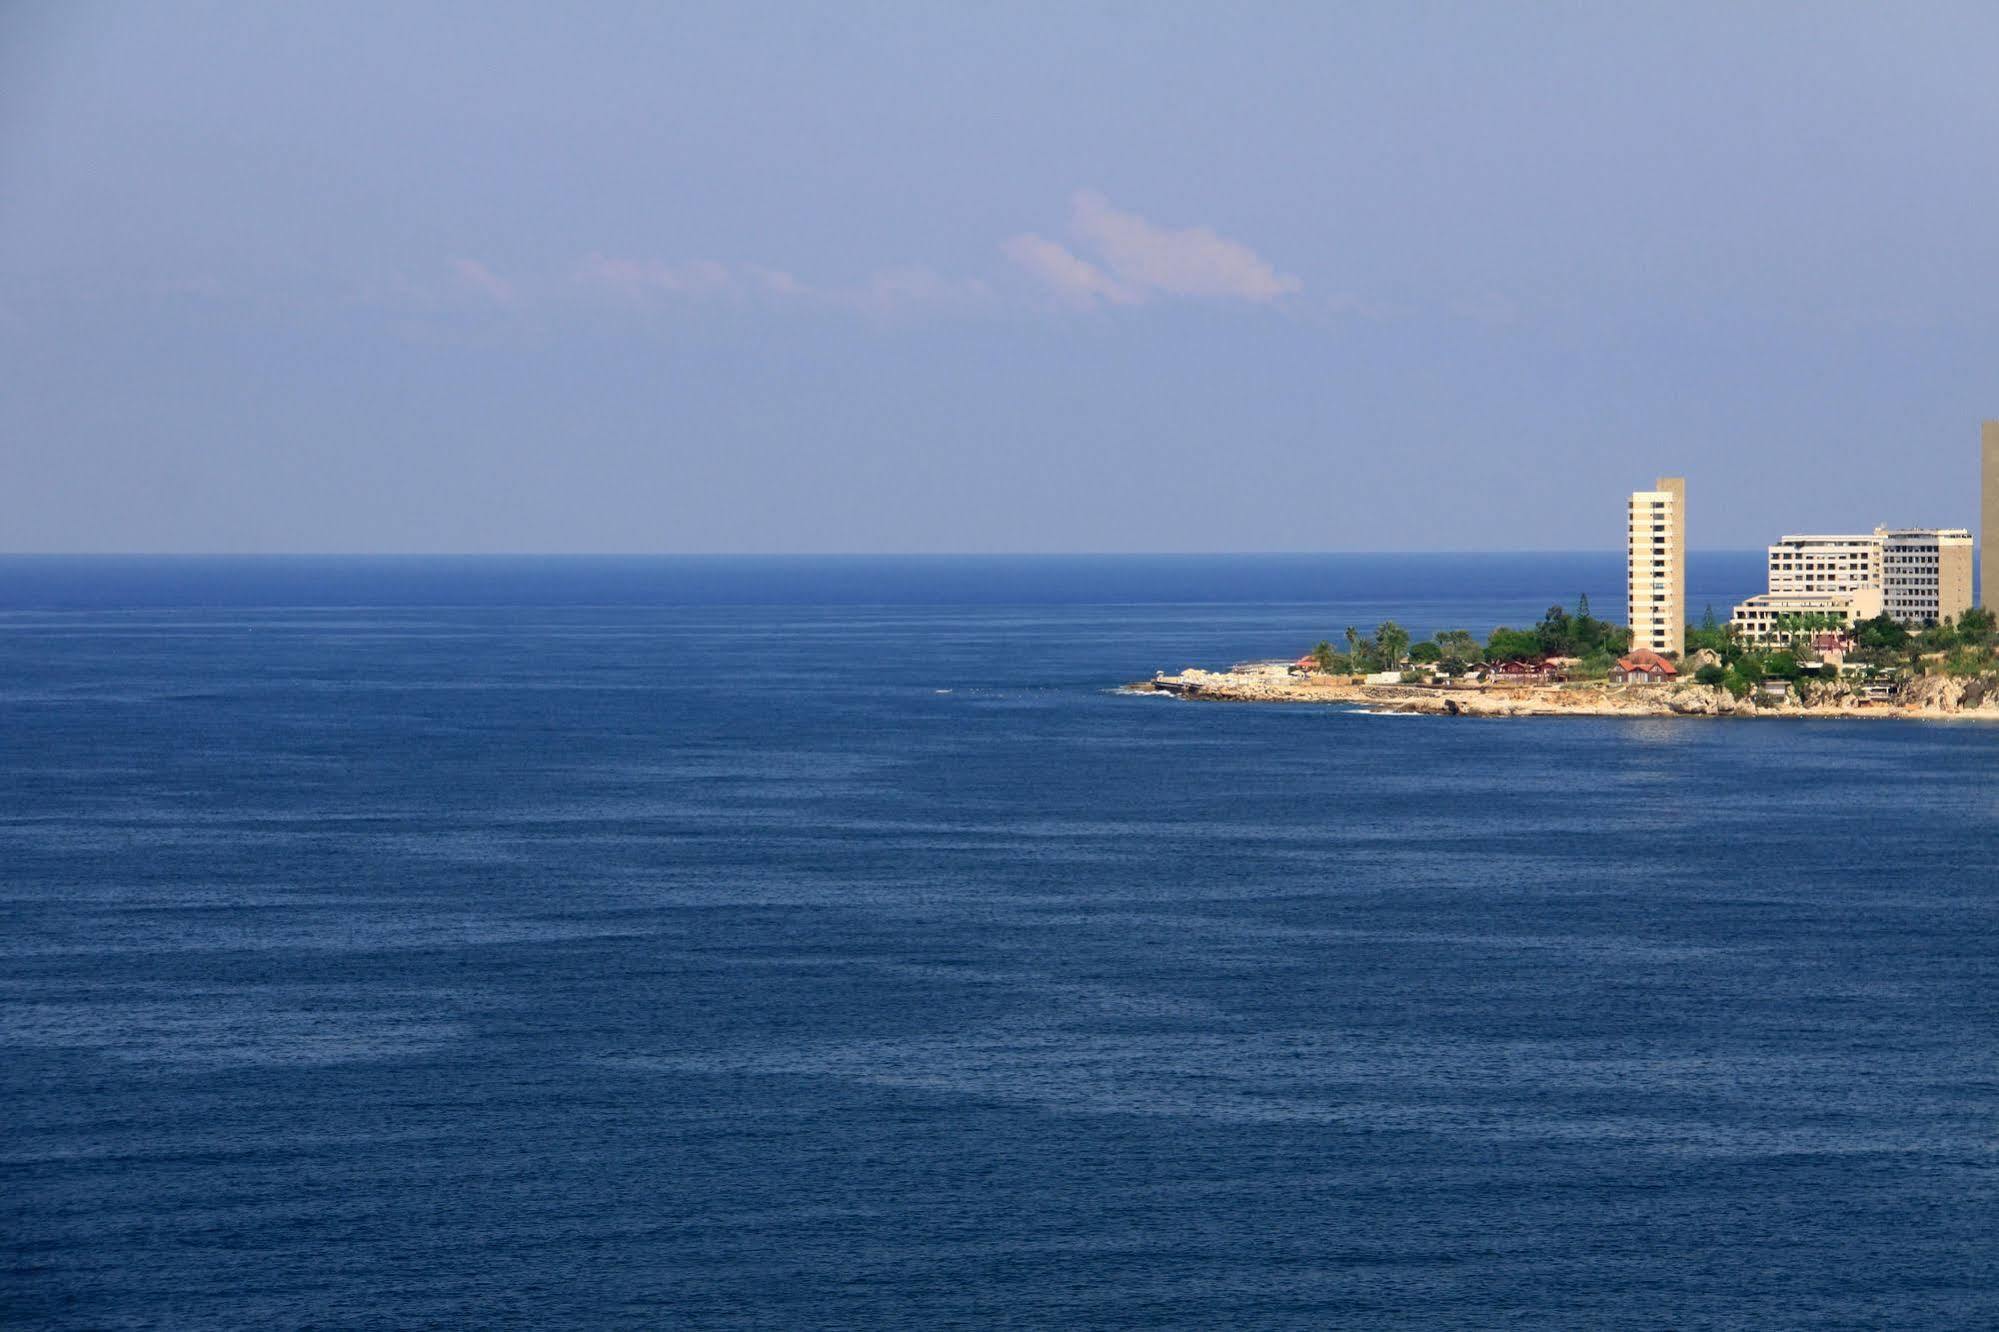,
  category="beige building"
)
[1880,528,1972,625]
[1731,587,1884,645]
[1767,534,1881,596]
[1983,421,1999,608]
[1627,477,1685,658]
[1761,529,1969,627]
